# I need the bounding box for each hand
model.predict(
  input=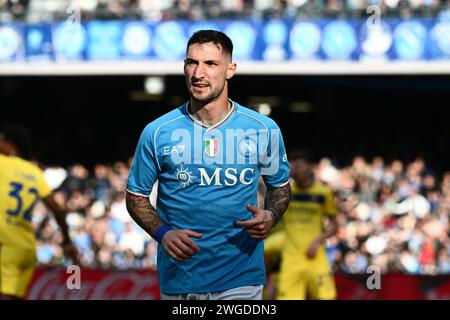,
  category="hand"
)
[235,204,274,240]
[161,229,202,262]
[62,242,81,266]
[306,238,321,259]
